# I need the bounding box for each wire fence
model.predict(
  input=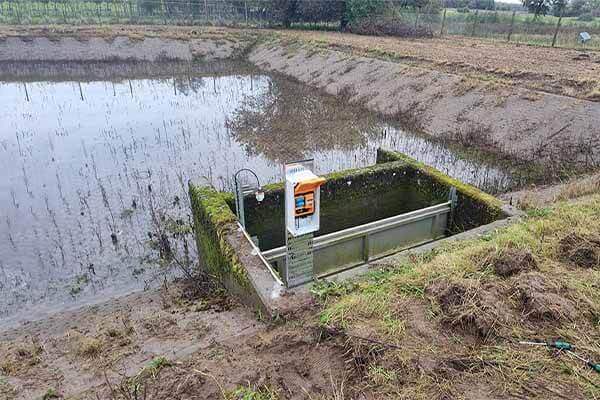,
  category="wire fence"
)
[0,0,280,27]
[1,0,599,50]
